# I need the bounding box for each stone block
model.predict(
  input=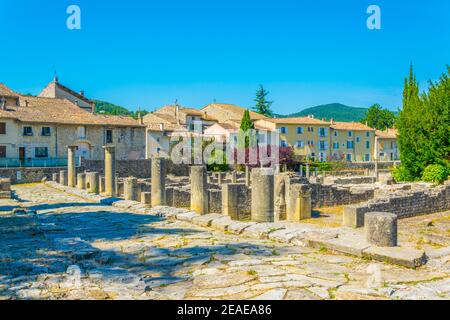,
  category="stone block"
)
[343,205,366,228]
[363,246,427,268]
[141,191,151,206]
[365,212,397,247]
